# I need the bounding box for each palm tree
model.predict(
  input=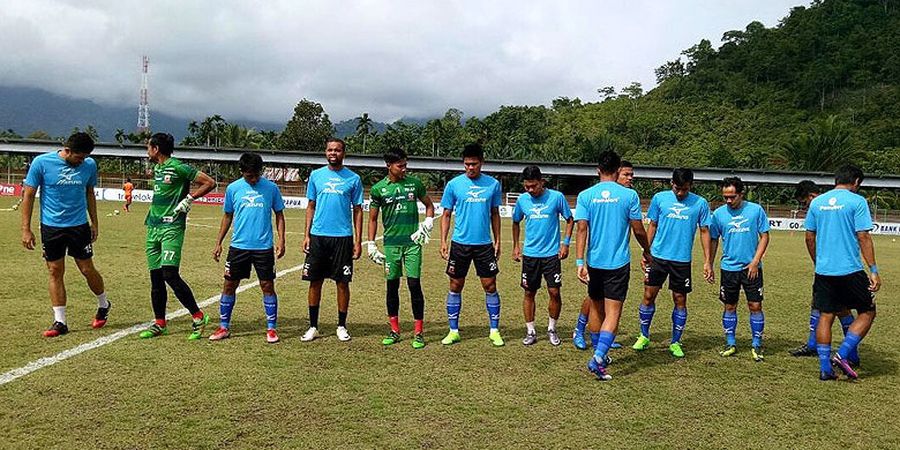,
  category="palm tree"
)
[776,115,864,171]
[114,128,126,144]
[355,113,374,153]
